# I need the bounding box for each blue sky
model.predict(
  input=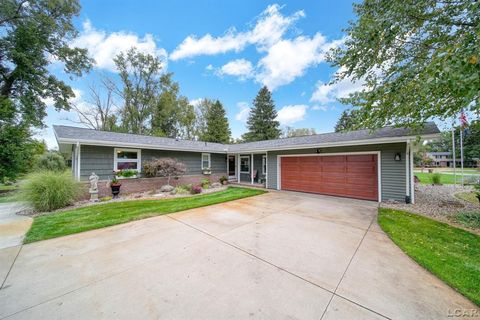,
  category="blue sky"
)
[39,1,361,148]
